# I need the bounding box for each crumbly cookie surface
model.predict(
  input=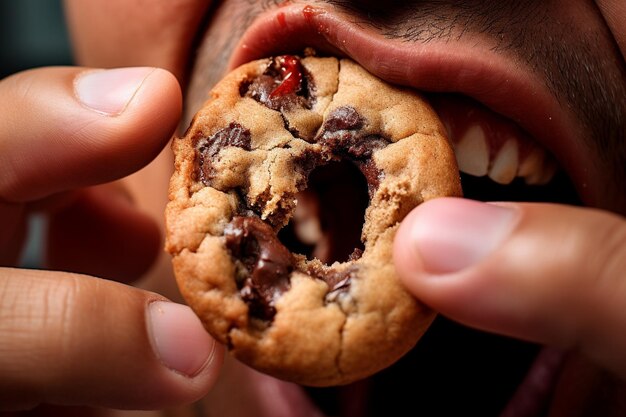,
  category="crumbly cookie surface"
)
[166,55,462,386]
